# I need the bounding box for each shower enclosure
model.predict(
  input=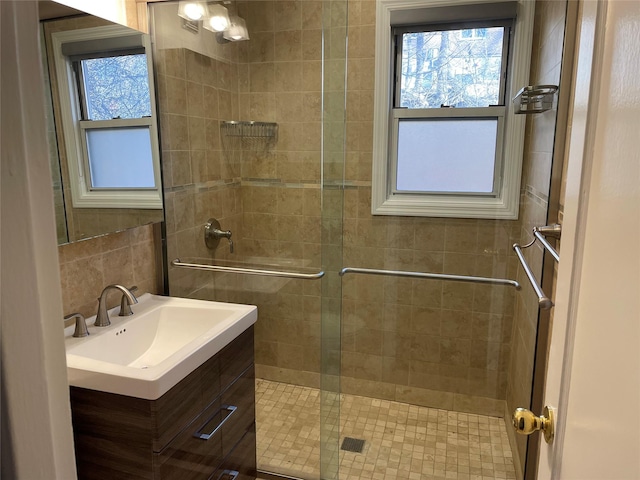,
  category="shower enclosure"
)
[150,0,571,478]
